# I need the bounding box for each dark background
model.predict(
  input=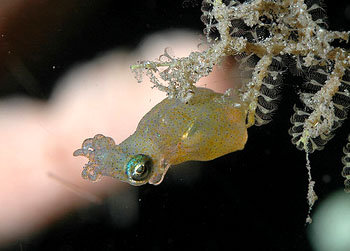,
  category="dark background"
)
[2,0,350,250]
